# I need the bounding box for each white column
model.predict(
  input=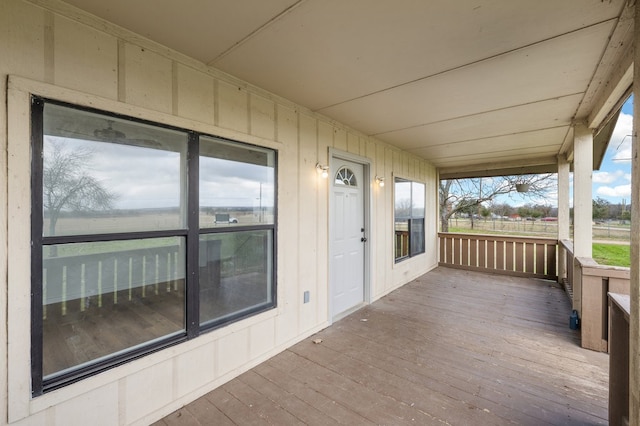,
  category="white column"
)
[572,122,593,318]
[629,3,640,422]
[572,122,593,258]
[557,154,570,283]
